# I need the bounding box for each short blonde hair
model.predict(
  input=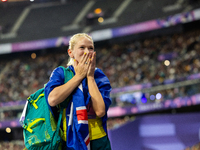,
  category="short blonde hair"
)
[67,33,93,66]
